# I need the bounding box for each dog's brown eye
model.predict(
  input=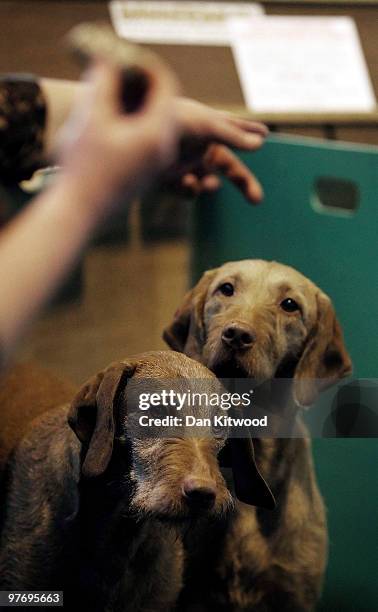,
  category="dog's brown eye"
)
[218,282,234,297]
[280,298,300,313]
